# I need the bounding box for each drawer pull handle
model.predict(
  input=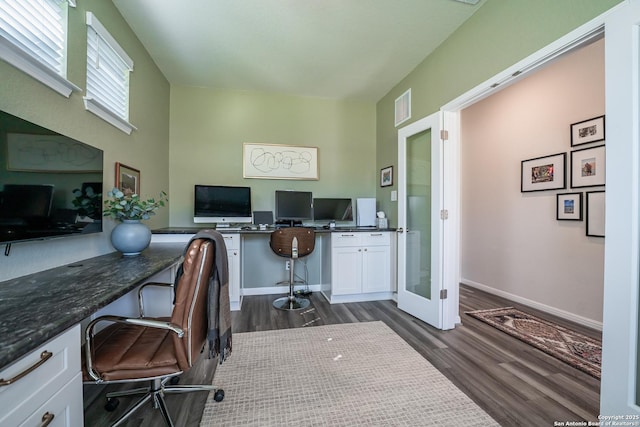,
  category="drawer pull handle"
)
[340,234,355,237]
[370,233,383,236]
[0,350,53,387]
[40,412,55,427]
